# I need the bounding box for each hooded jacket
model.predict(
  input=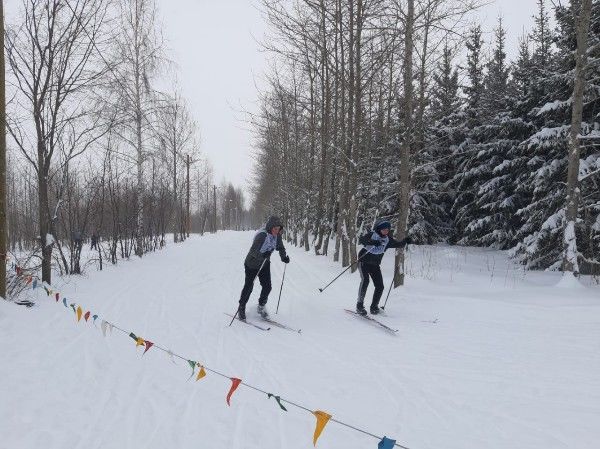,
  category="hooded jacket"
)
[244,216,288,269]
[358,219,408,266]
